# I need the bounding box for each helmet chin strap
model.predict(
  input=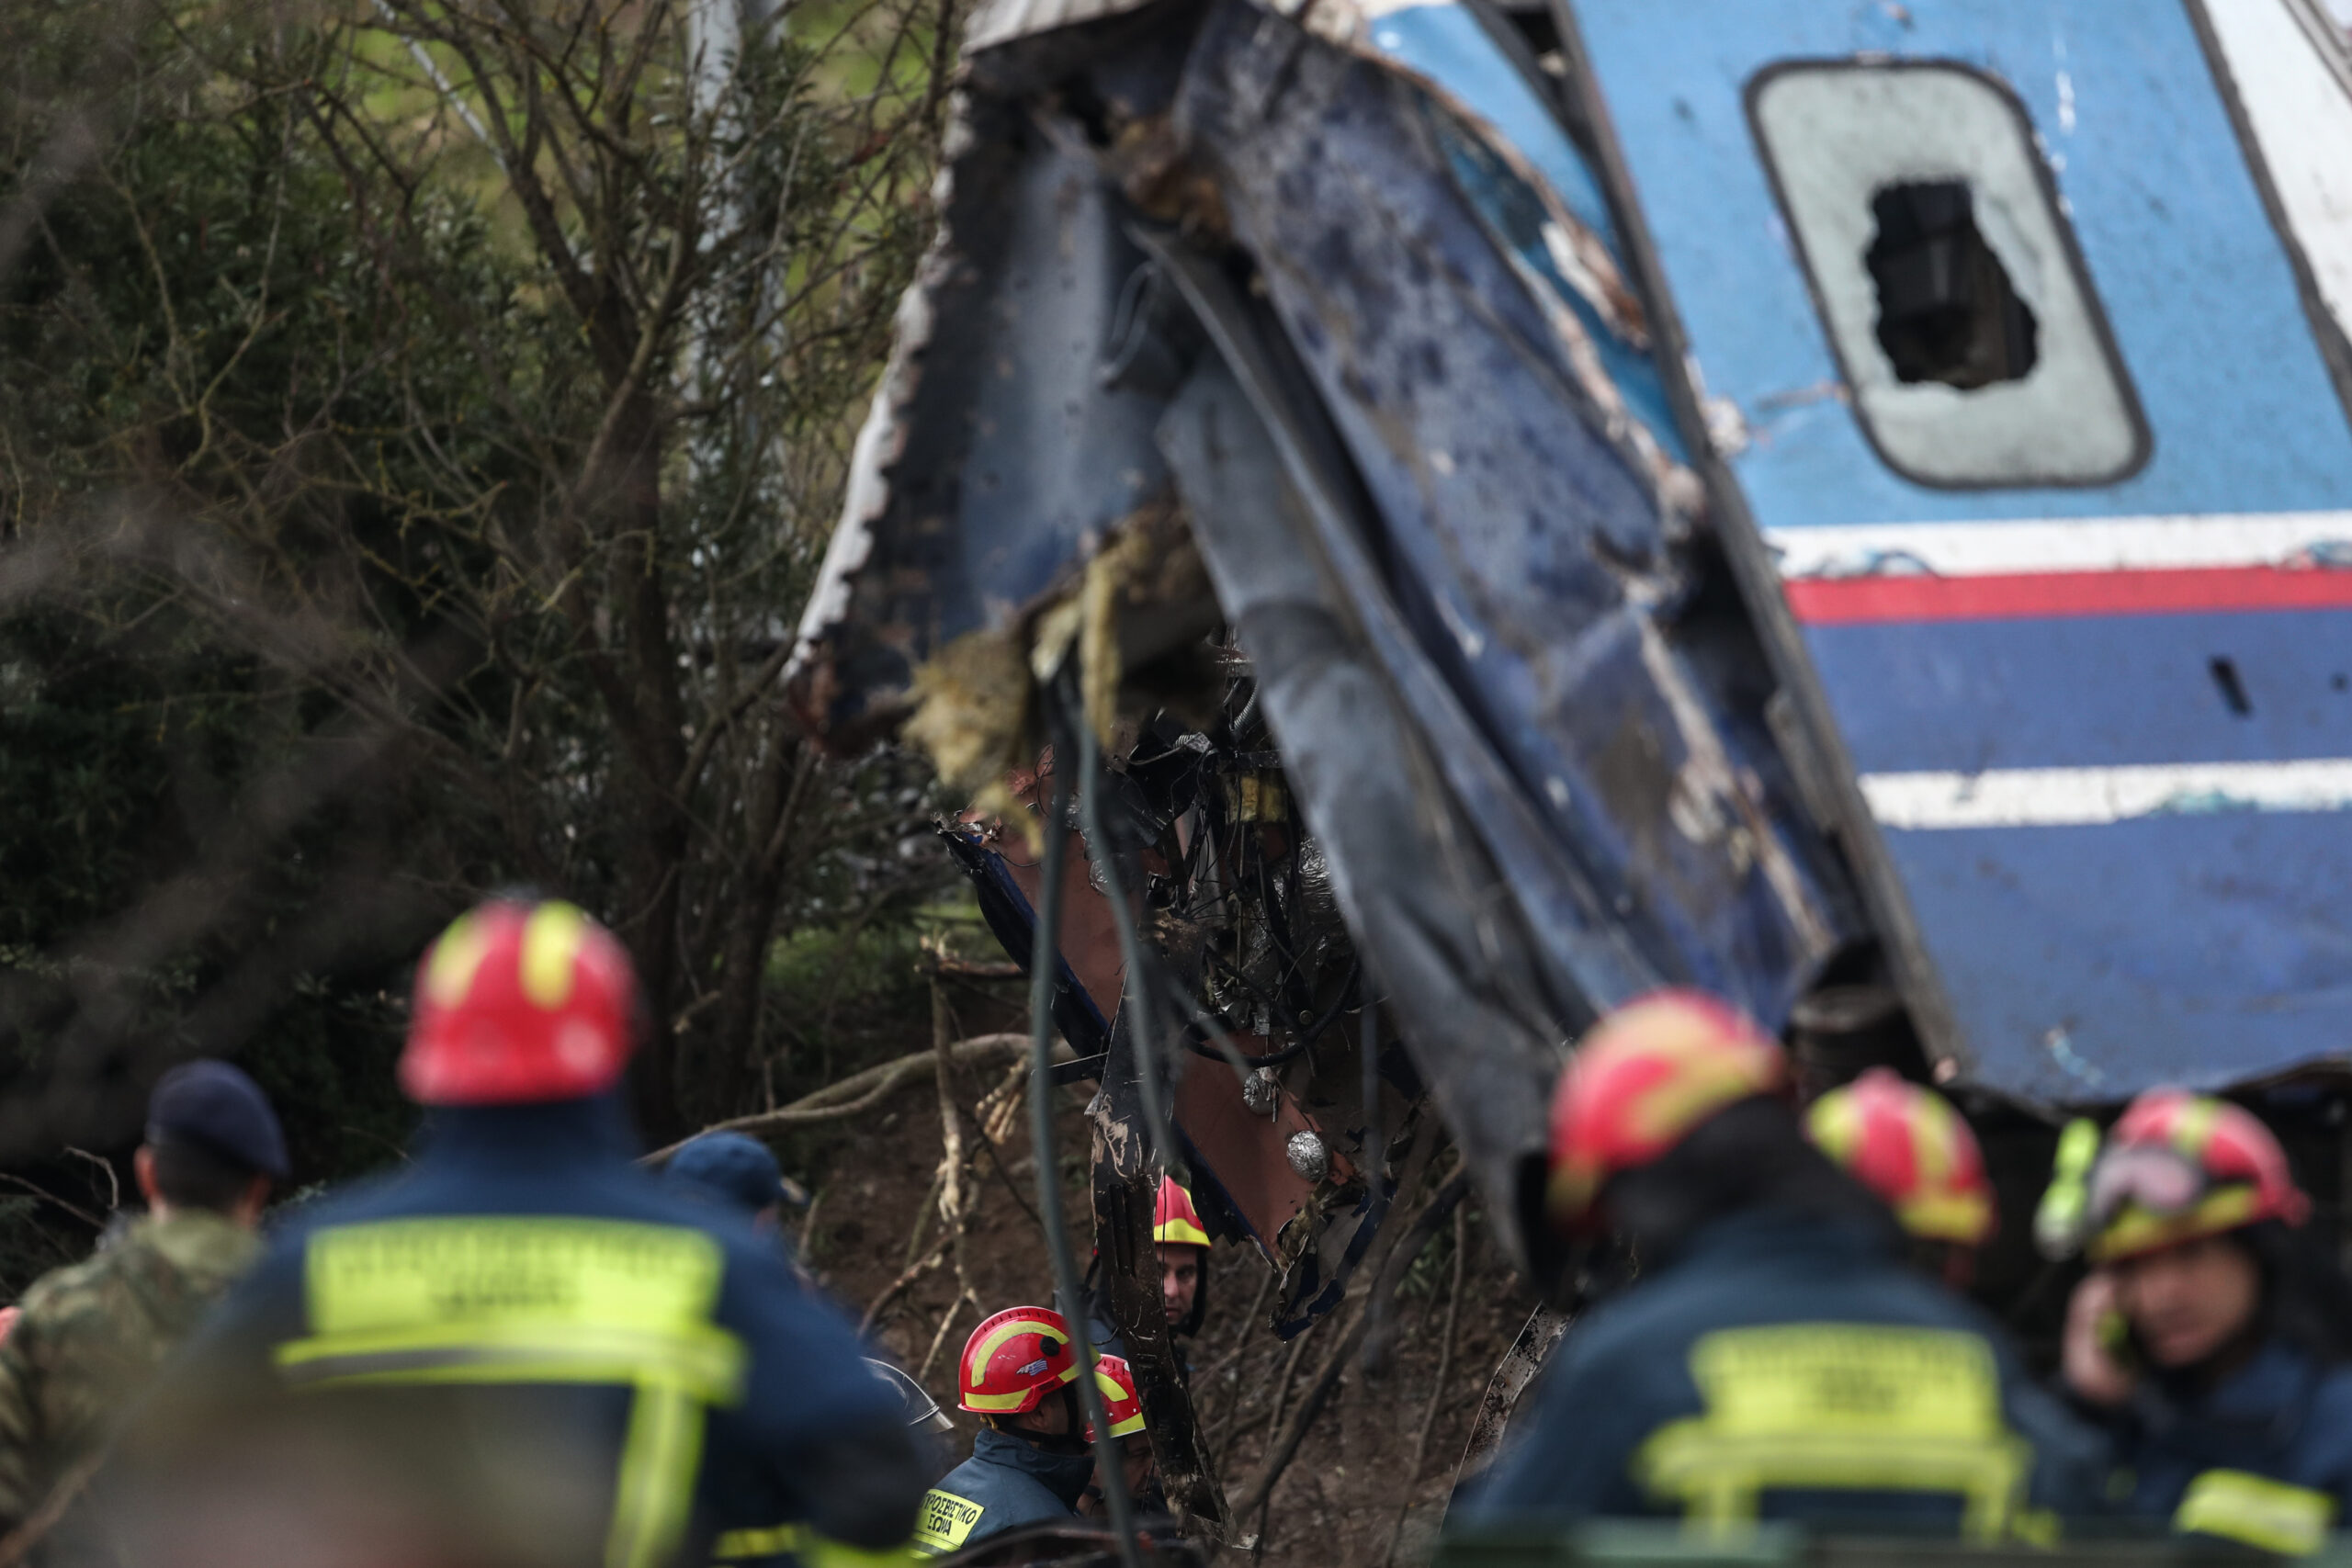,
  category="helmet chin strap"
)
[1033,1384,1094,1455]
